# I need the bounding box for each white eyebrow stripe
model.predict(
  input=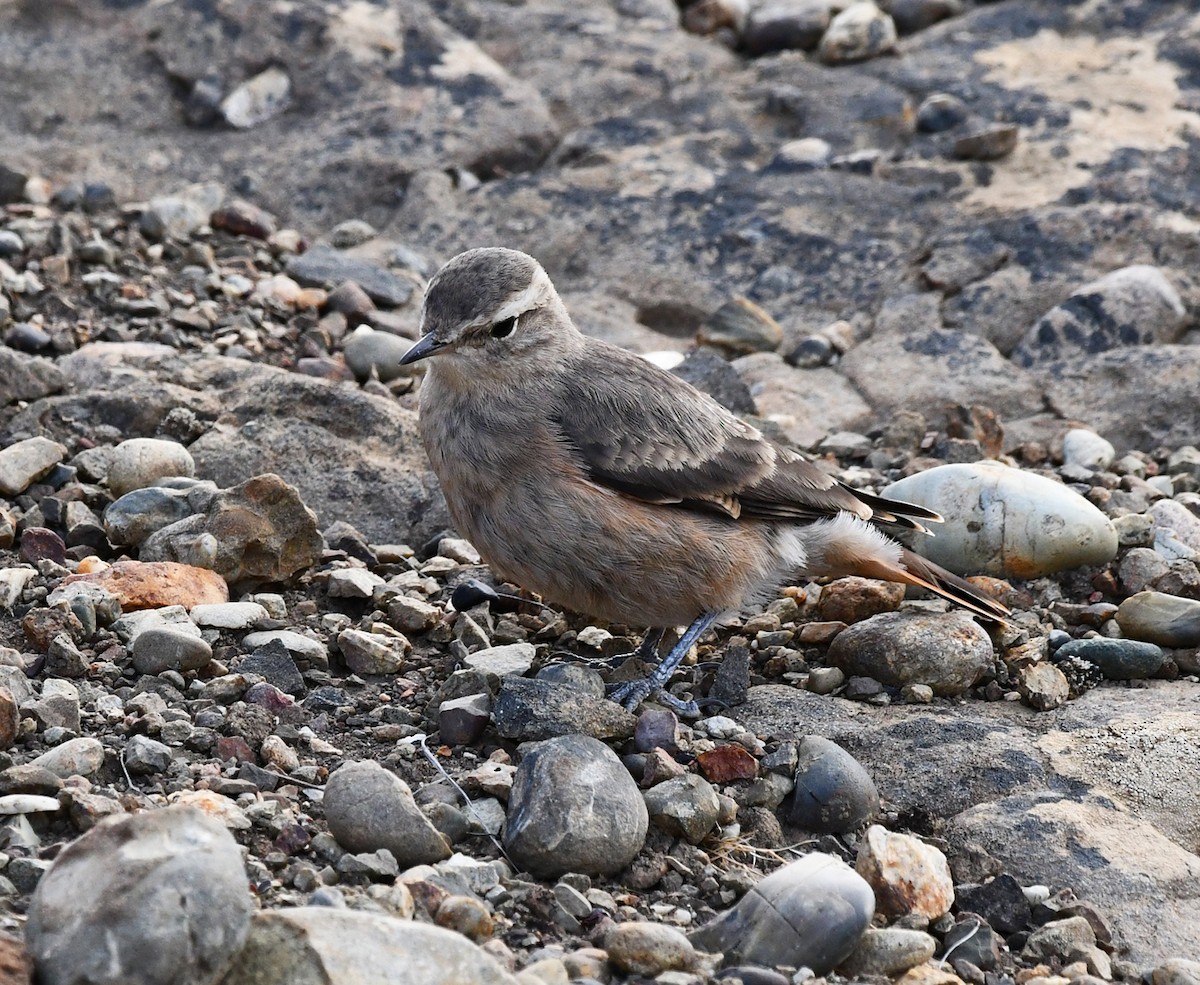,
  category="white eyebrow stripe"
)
[491,266,551,323]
